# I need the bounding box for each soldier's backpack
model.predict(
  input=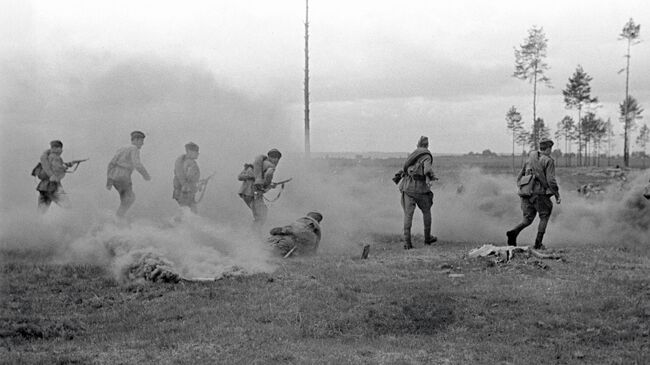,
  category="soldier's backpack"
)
[406,158,427,179]
[31,162,49,180]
